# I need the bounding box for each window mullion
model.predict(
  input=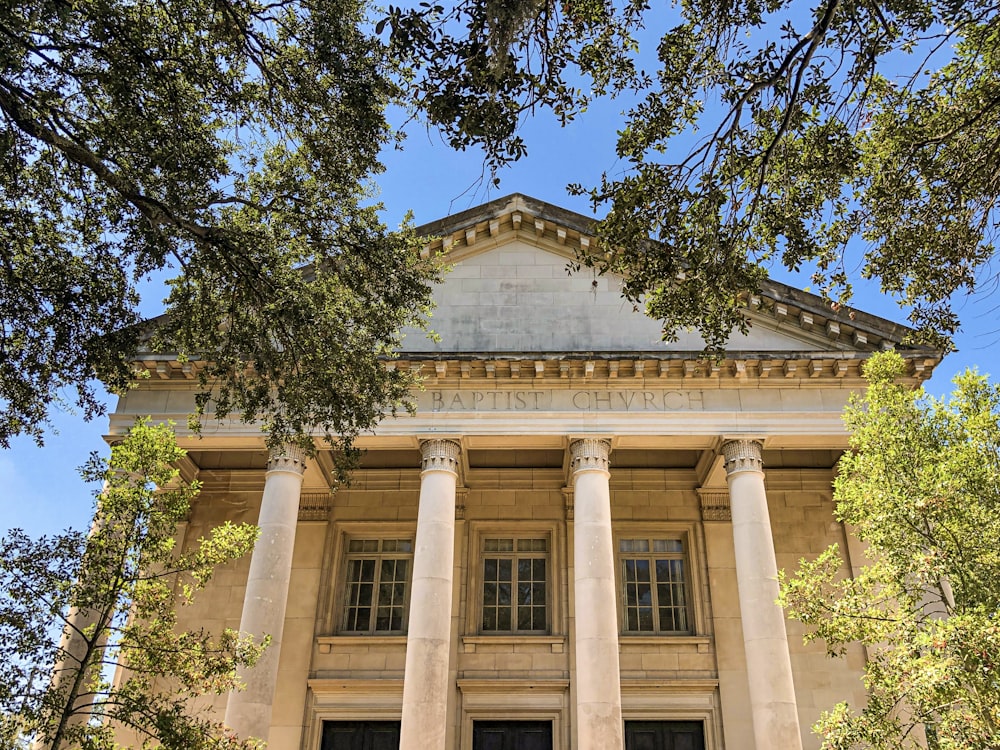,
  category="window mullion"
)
[647,554,661,632]
[512,553,520,631]
[368,554,380,634]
